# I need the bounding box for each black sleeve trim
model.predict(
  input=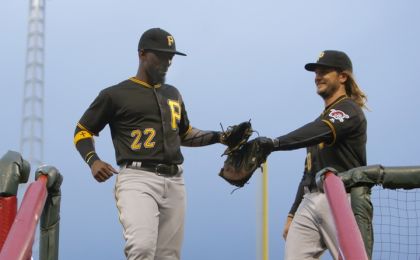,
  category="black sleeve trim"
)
[321,119,337,146]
